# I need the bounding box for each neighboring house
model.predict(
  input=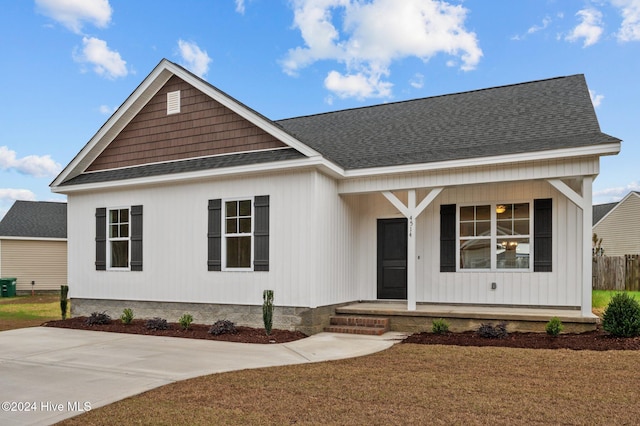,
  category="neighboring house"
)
[593,192,640,256]
[50,59,620,334]
[0,201,67,293]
